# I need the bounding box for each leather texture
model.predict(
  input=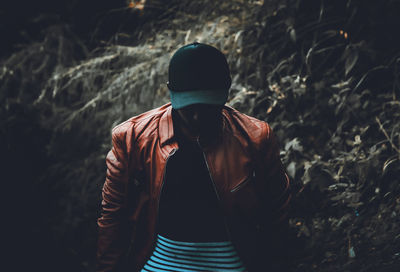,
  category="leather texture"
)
[96,102,291,272]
